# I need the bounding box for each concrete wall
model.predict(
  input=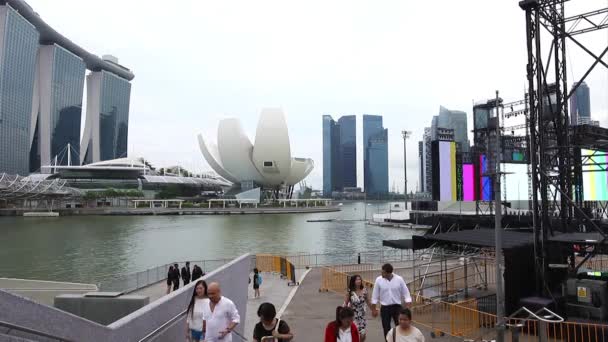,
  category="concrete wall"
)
[55,294,149,325]
[0,278,97,307]
[0,254,251,342]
